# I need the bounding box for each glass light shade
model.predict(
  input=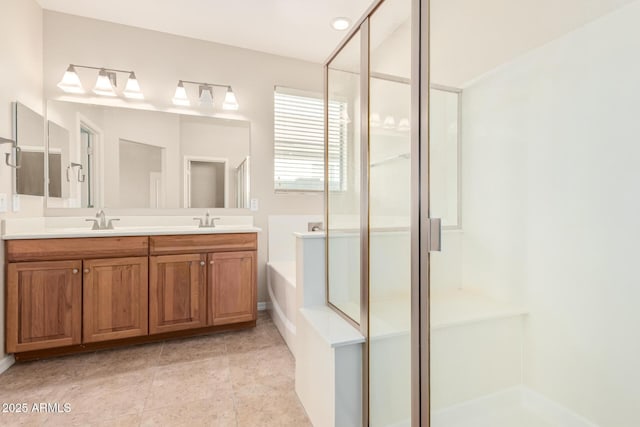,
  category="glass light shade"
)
[383,115,396,129]
[123,72,144,100]
[222,87,239,111]
[172,81,190,106]
[57,65,85,94]
[370,112,381,128]
[397,118,410,132]
[93,69,116,96]
[199,85,214,107]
